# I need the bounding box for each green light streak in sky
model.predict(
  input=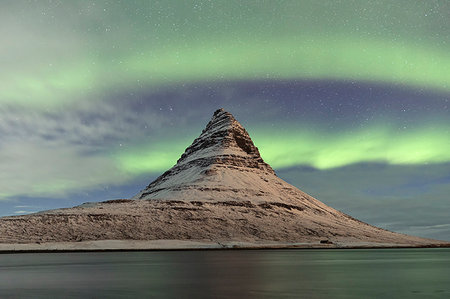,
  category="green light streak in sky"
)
[31,180,79,196]
[126,36,450,91]
[117,148,183,175]
[0,180,88,201]
[116,138,192,175]
[3,36,450,107]
[115,123,450,175]
[1,0,449,106]
[5,63,97,106]
[252,125,450,169]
